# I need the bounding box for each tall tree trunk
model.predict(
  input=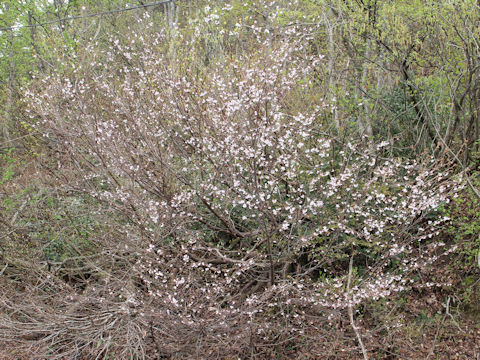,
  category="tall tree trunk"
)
[167,0,176,29]
[167,0,177,63]
[360,38,373,138]
[325,9,339,130]
[27,11,46,73]
[3,32,14,143]
[3,2,15,143]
